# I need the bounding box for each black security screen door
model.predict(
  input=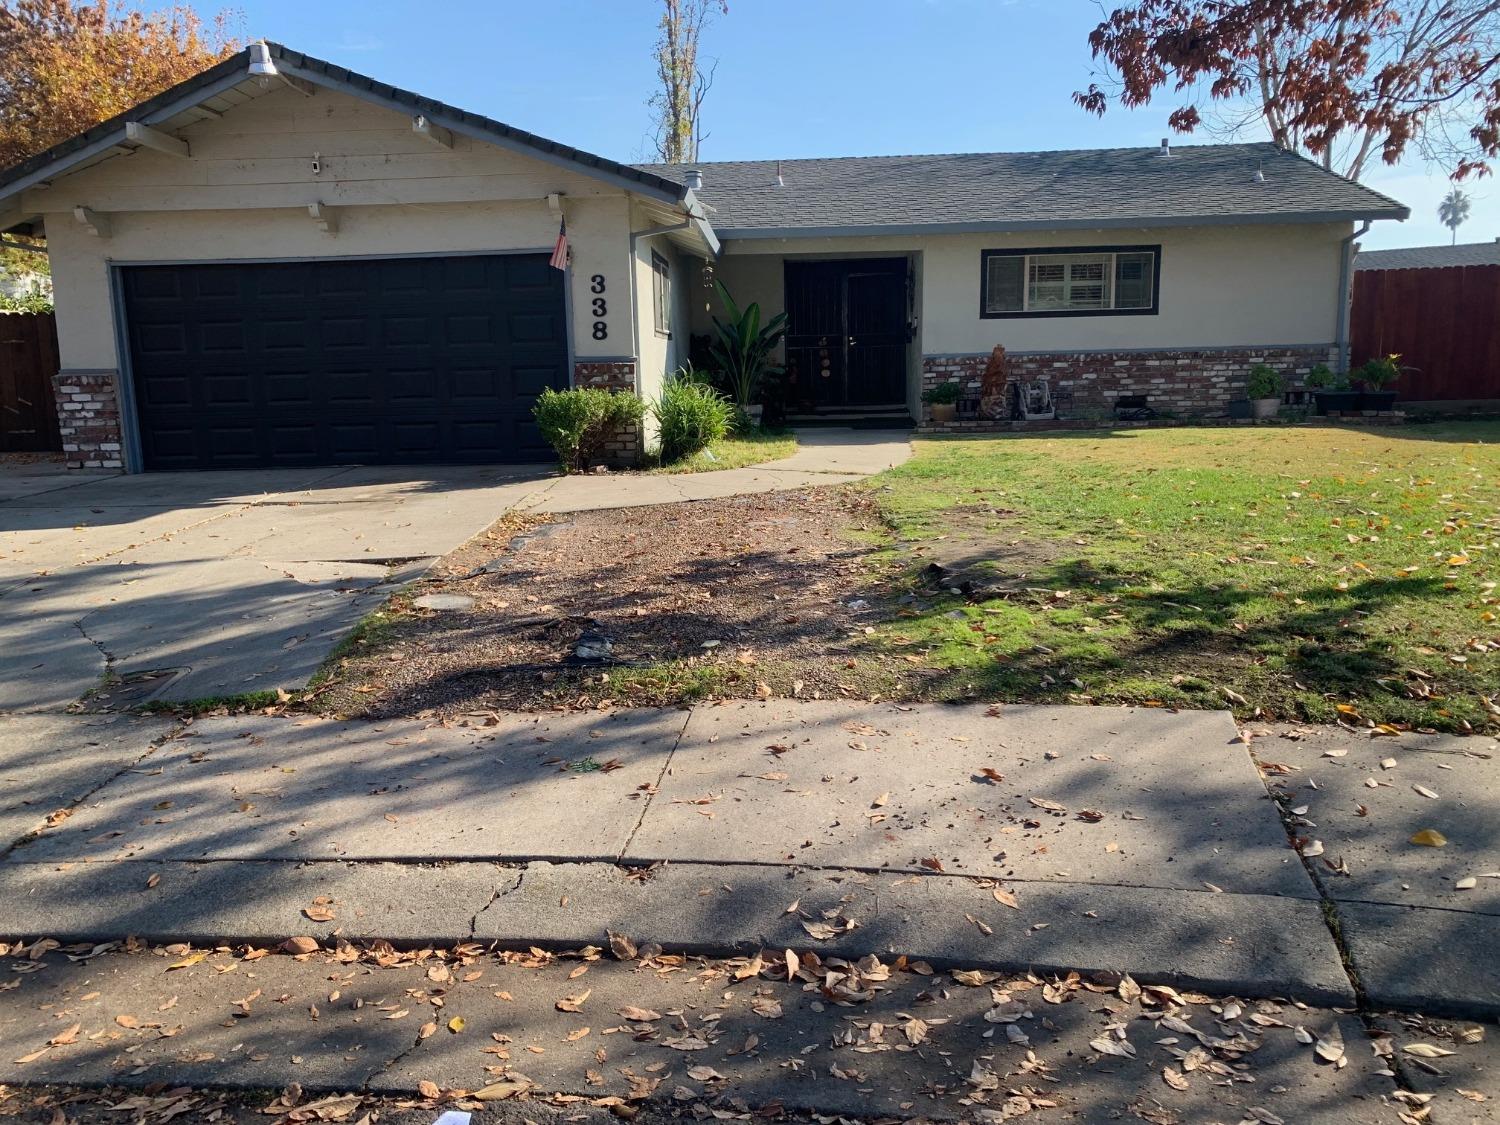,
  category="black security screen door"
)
[122,254,569,471]
[783,258,909,409]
